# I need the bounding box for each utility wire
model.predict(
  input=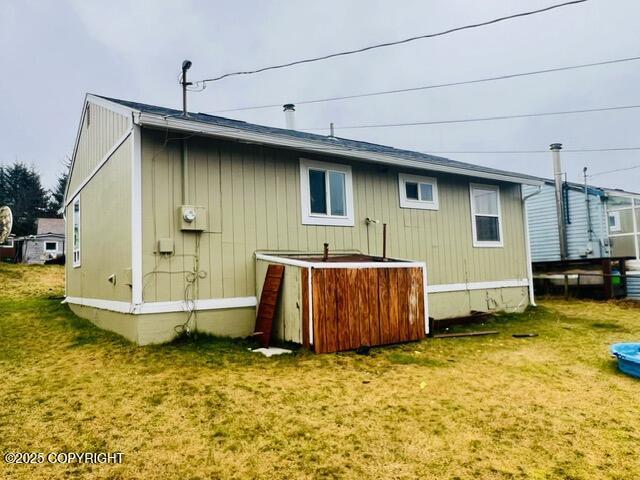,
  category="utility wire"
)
[589,164,640,177]
[300,104,640,131]
[194,0,587,84]
[422,147,640,154]
[209,55,640,113]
